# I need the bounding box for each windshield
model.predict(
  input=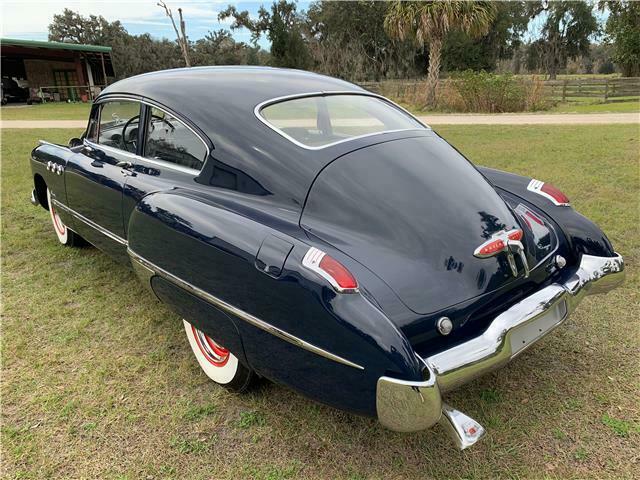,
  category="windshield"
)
[259,94,424,148]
